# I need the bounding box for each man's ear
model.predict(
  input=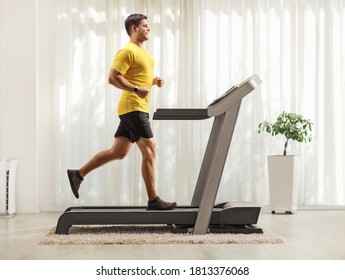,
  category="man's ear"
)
[131,25,137,33]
